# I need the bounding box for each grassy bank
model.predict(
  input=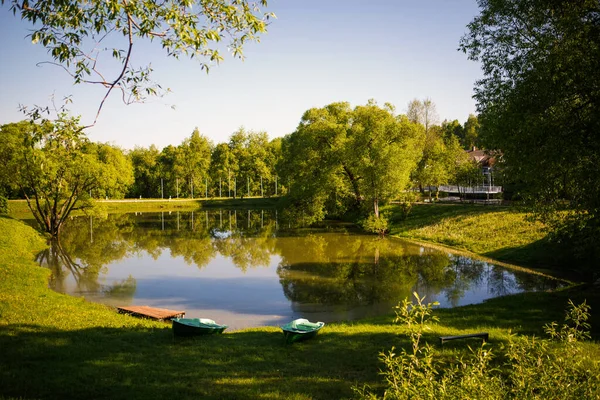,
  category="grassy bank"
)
[7,197,281,219]
[385,203,559,270]
[1,216,599,399]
